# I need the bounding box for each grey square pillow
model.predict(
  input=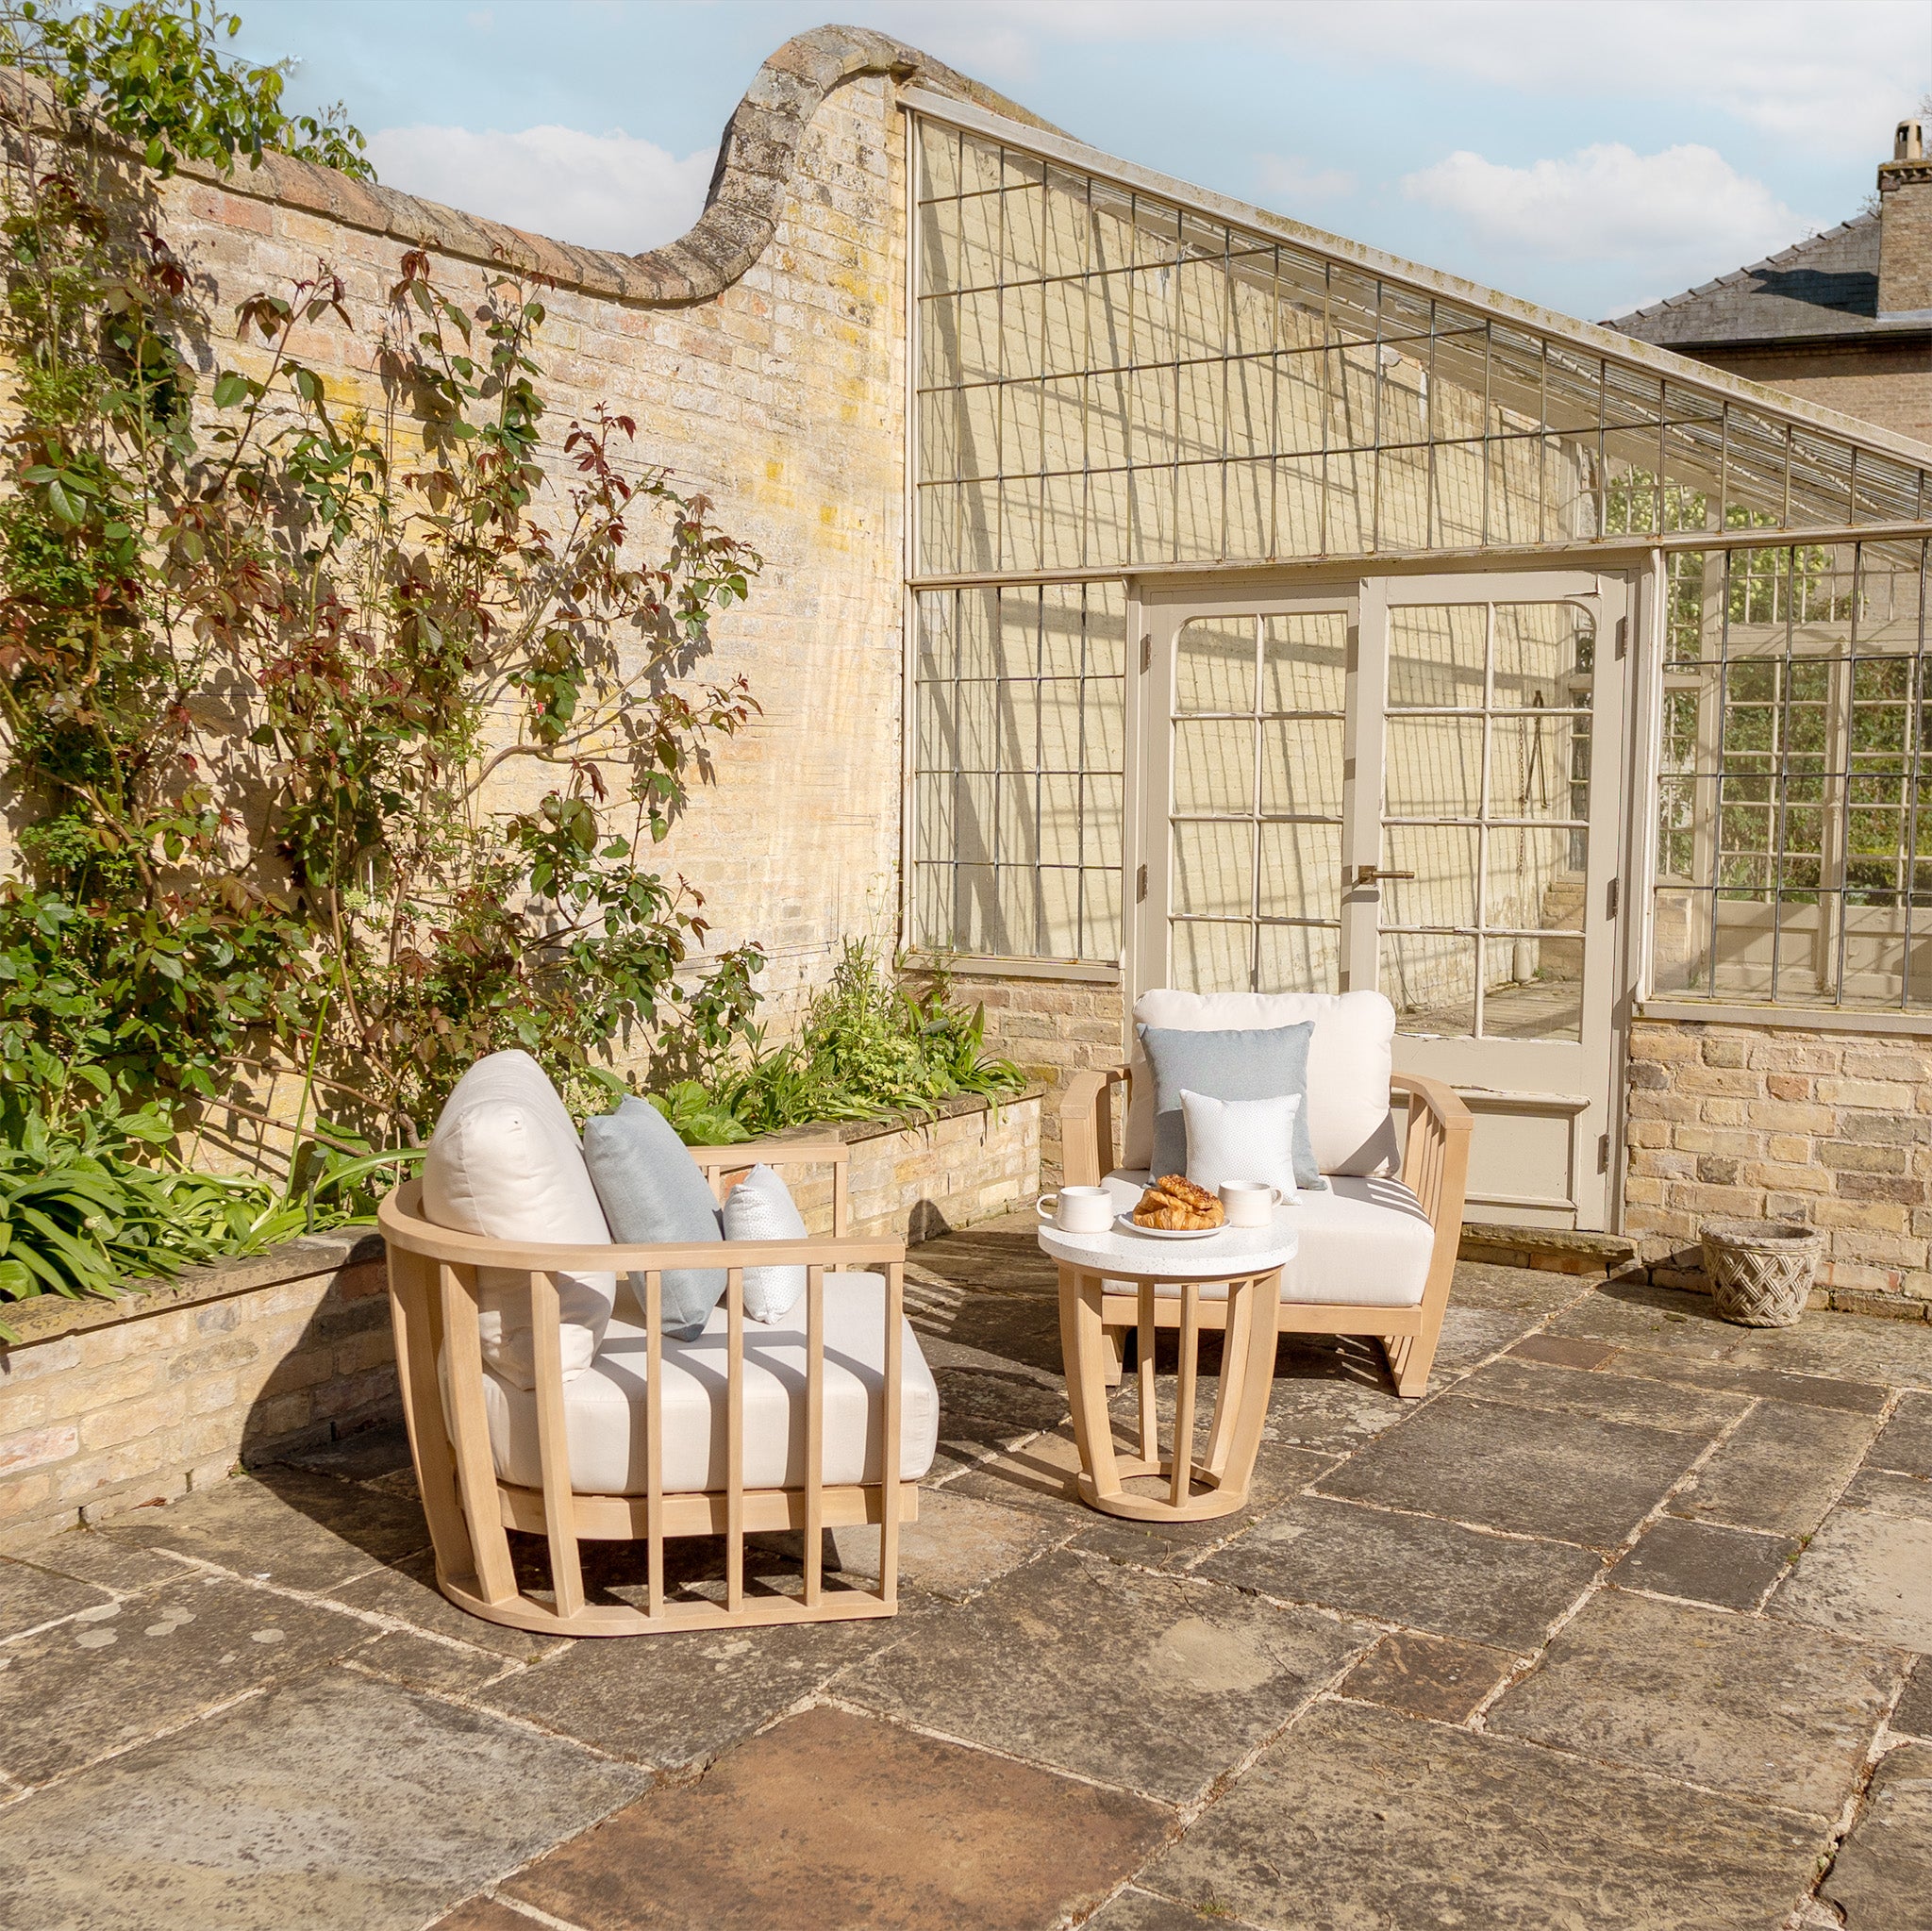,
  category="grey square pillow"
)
[1138,1021,1324,1190]
[581,1097,724,1340]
